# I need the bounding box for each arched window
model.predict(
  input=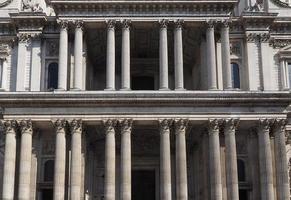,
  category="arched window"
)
[231,63,240,89]
[47,62,58,90]
[237,159,246,182]
[43,160,54,182]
